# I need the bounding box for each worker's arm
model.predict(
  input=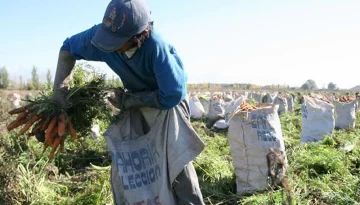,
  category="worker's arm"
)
[121,44,187,110]
[52,24,104,107]
[52,50,76,106]
[151,44,187,109]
